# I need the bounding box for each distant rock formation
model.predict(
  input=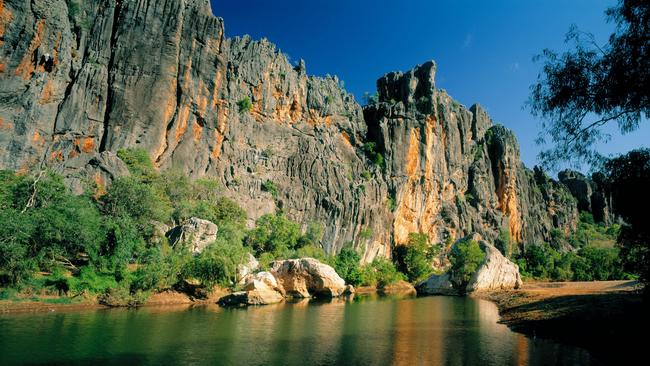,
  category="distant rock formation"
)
[559,170,614,225]
[0,0,580,261]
